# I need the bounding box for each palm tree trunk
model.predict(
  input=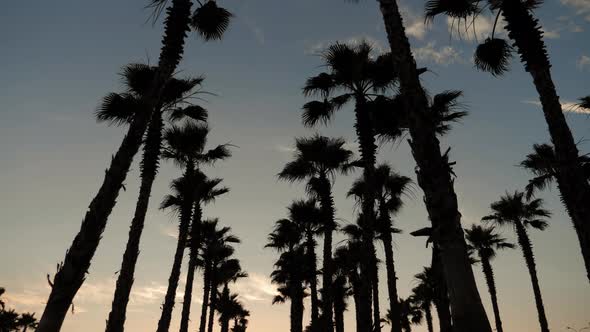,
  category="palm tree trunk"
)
[317,173,336,332]
[179,204,203,332]
[306,234,320,324]
[38,1,192,329]
[291,284,304,332]
[105,111,163,332]
[199,261,212,332]
[480,257,503,332]
[382,224,402,332]
[515,222,550,332]
[351,276,362,332]
[207,281,217,332]
[353,95,377,332]
[377,1,492,331]
[431,246,452,332]
[500,0,590,284]
[424,305,433,332]
[333,278,346,332]
[370,243,381,332]
[220,284,231,332]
